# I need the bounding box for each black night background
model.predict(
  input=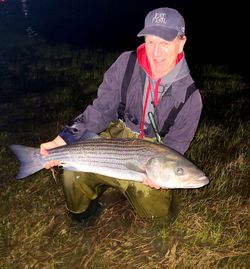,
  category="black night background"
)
[0,0,248,75]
